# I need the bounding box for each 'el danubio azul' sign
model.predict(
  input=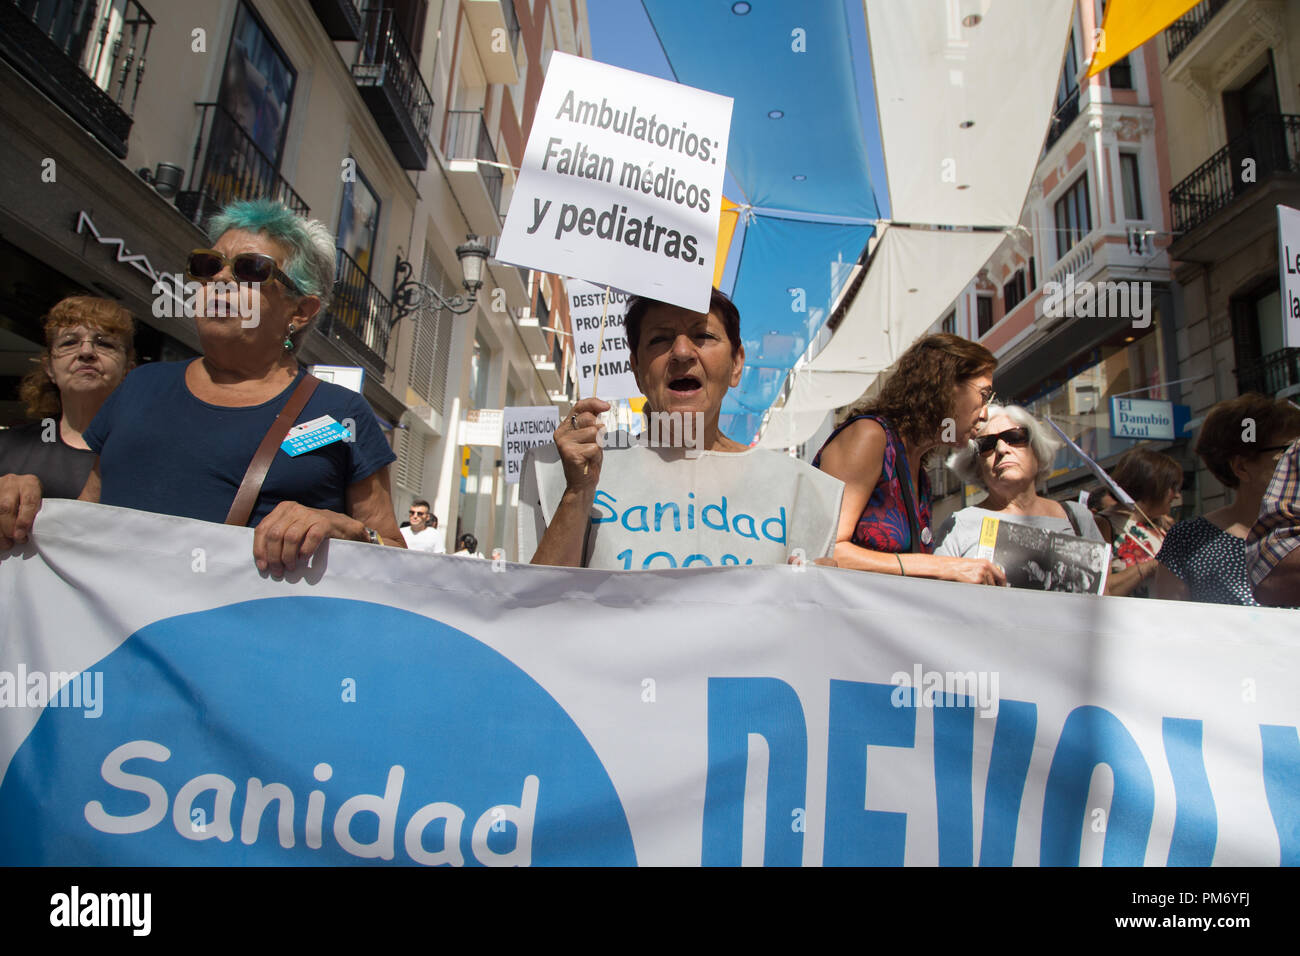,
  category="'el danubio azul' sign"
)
[1110,397,1175,441]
